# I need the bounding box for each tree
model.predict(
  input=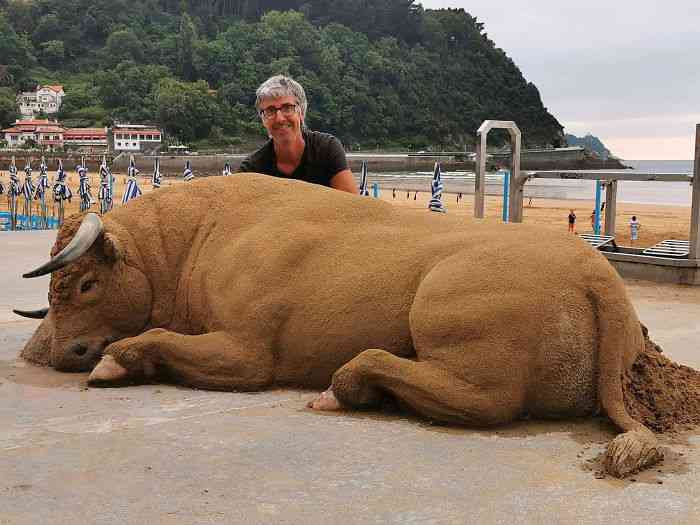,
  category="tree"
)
[155,78,219,141]
[39,40,66,69]
[0,87,18,128]
[103,29,143,68]
[178,12,197,80]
